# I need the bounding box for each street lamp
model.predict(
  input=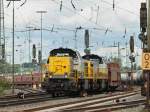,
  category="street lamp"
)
[15,27,53,65]
[36,11,47,85]
[26,26,34,63]
[16,44,23,75]
[6,0,21,94]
